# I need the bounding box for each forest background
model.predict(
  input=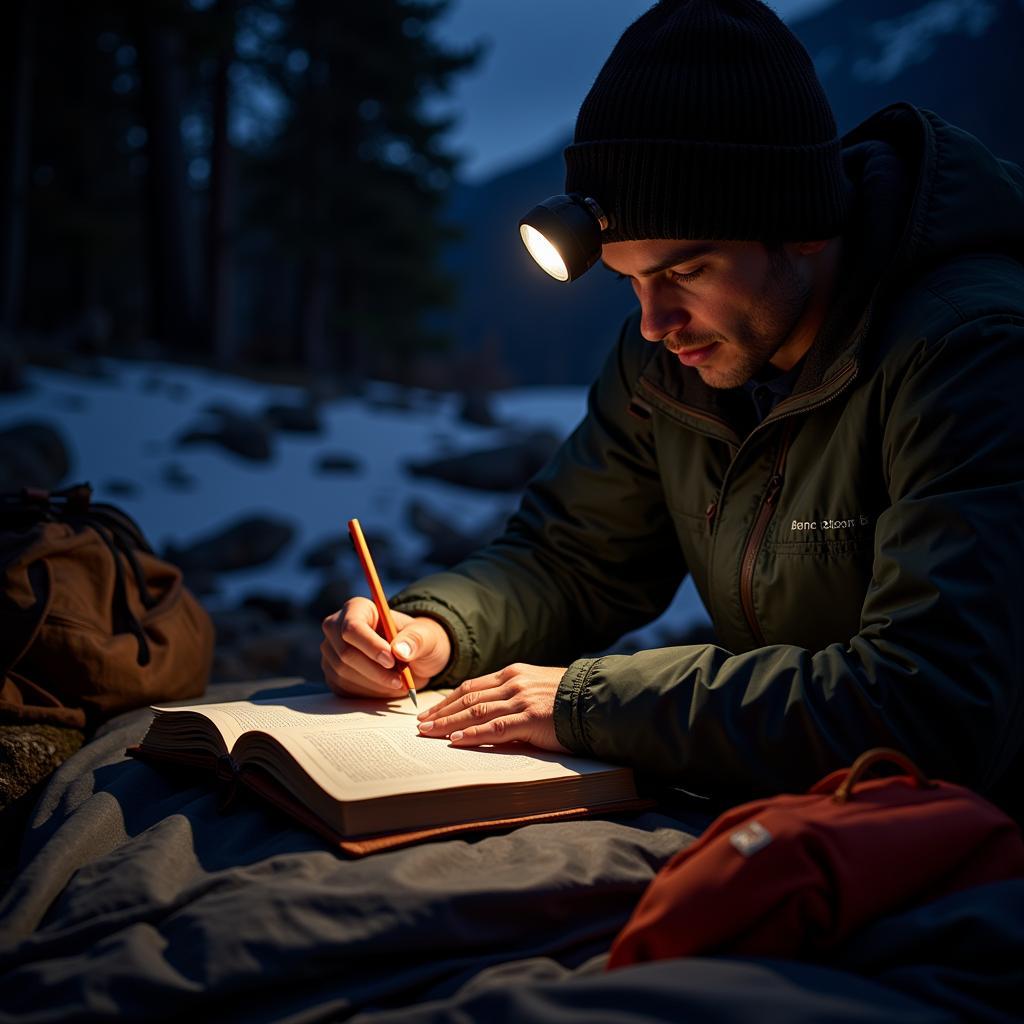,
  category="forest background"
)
[3,0,1022,392]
